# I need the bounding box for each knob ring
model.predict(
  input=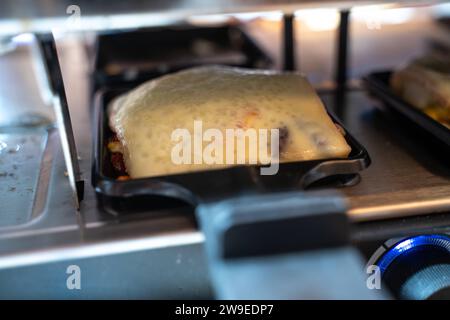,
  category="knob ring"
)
[375,234,450,277]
